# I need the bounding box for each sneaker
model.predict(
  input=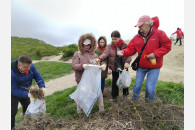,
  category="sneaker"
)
[99,106,105,112]
[113,98,117,104]
[123,95,127,99]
